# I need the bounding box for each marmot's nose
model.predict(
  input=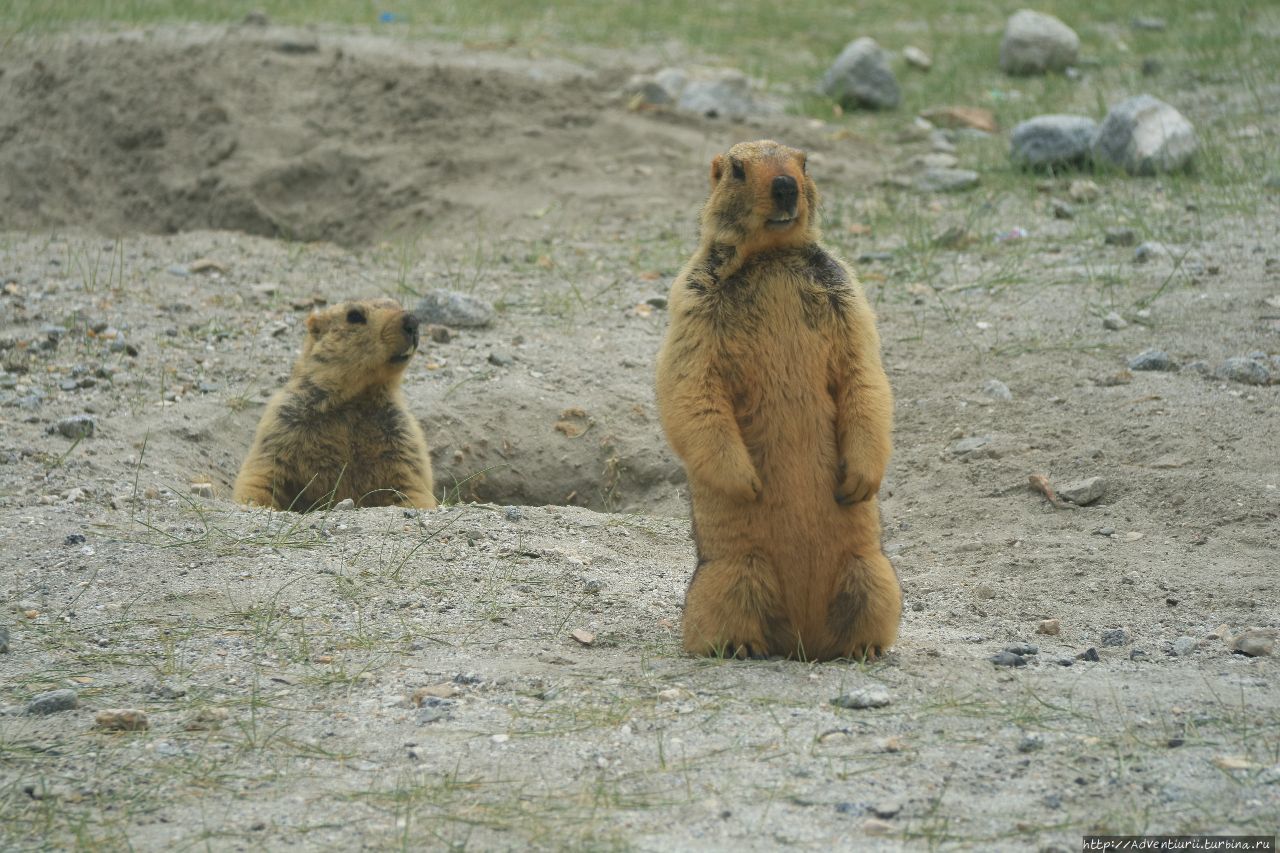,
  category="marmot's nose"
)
[771,174,798,208]
[403,313,420,334]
